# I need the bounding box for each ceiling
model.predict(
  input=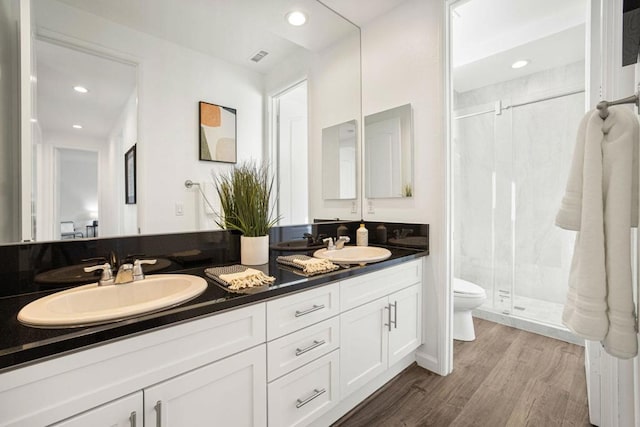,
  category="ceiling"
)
[451,0,587,92]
